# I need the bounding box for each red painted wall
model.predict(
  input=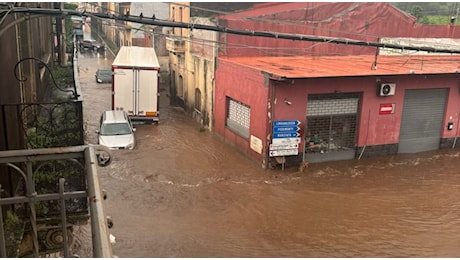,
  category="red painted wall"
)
[214,60,270,162]
[216,60,460,164]
[275,75,460,149]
